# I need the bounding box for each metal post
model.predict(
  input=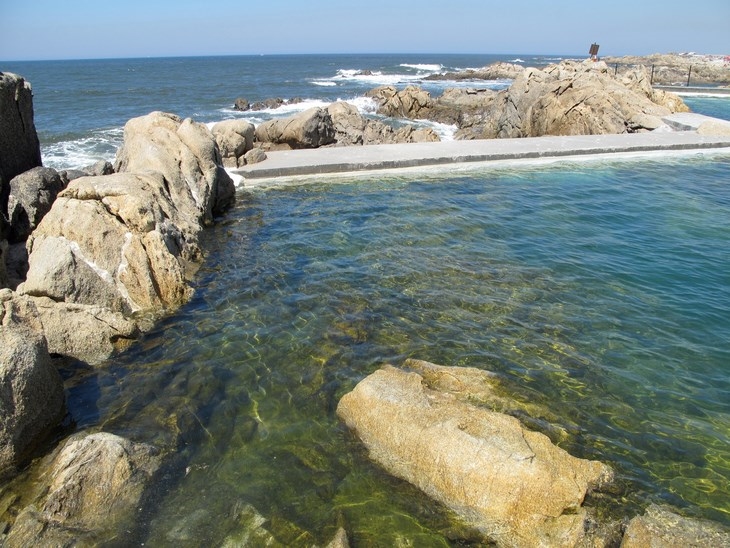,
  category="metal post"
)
[687,65,692,87]
[650,65,655,84]
[615,63,618,76]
